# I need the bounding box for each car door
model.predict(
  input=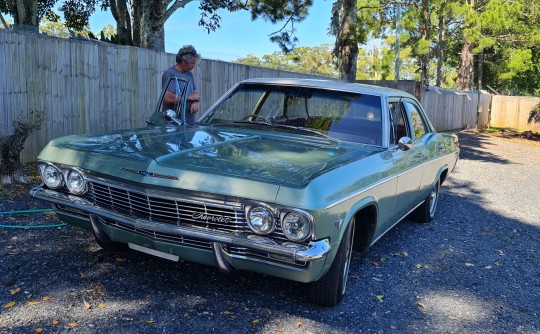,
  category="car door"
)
[389,99,425,218]
[403,99,438,196]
